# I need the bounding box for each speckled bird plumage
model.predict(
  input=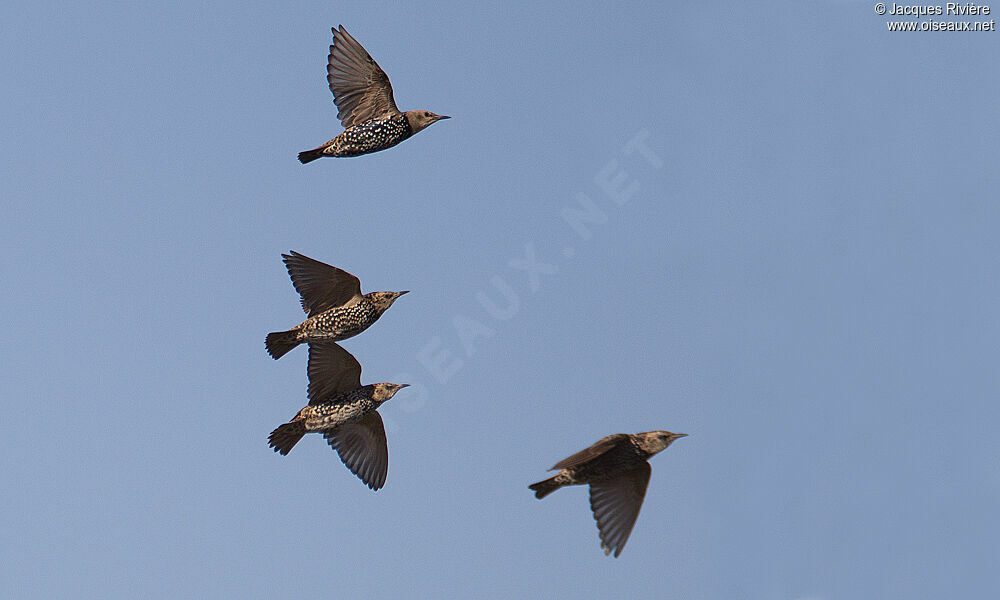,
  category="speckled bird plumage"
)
[265,251,407,360]
[308,114,412,159]
[298,25,449,163]
[268,343,408,490]
[529,430,687,557]
[292,384,391,432]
